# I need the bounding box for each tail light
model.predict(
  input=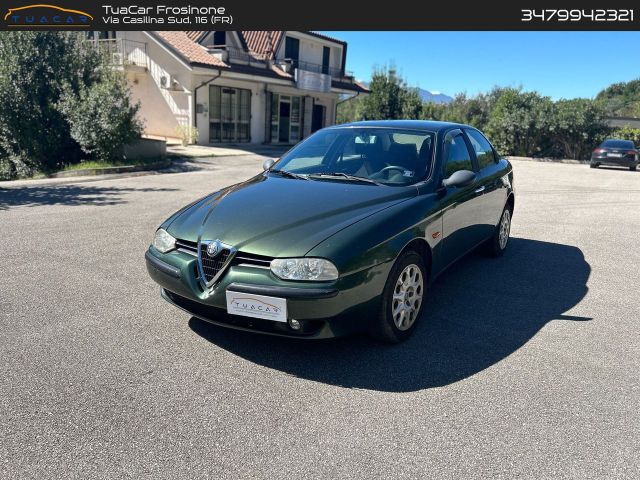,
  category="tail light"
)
[593,148,605,154]
[626,150,637,156]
